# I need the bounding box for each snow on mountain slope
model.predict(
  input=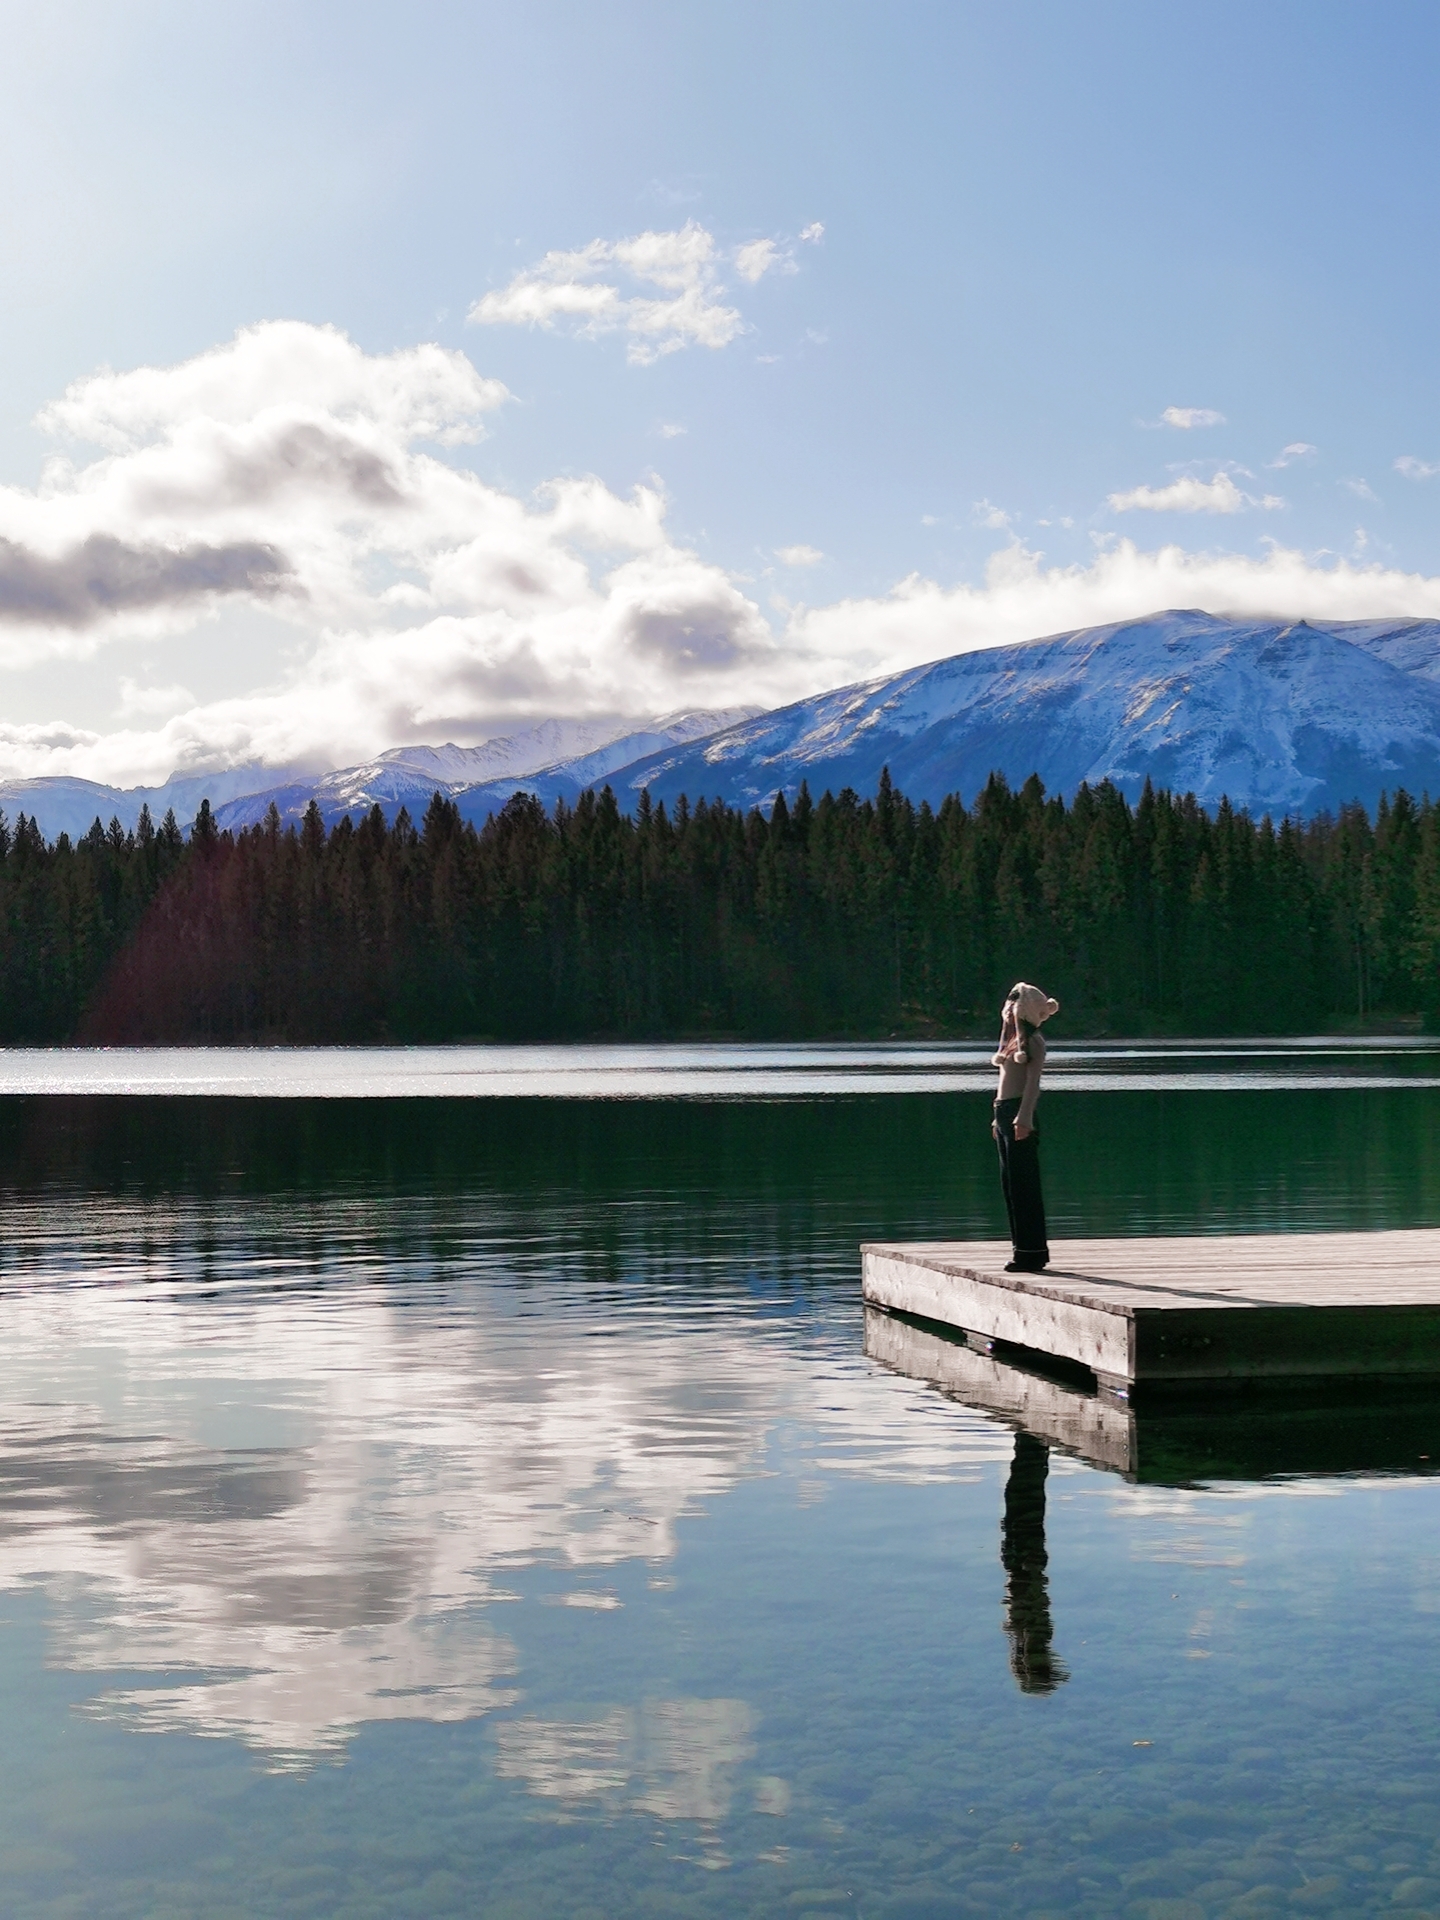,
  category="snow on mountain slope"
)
[587,612,1440,818]
[372,719,631,788]
[0,767,300,844]
[214,710,757,831]
[450,707,760,823]
[1343,617,1440,681]
[14,613,1440,845]
[0,710,757,842]
[214,719,631,830]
